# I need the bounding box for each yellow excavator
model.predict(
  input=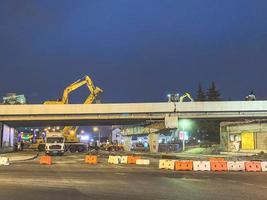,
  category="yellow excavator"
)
[179,92,194,102]
[44,75,102,105]
[37,75,103,152]
[168,92,194,102]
